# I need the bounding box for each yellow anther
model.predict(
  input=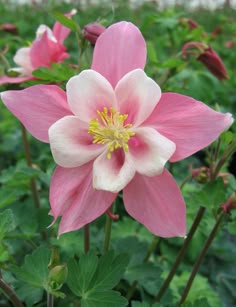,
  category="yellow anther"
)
[88,107,134,159]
